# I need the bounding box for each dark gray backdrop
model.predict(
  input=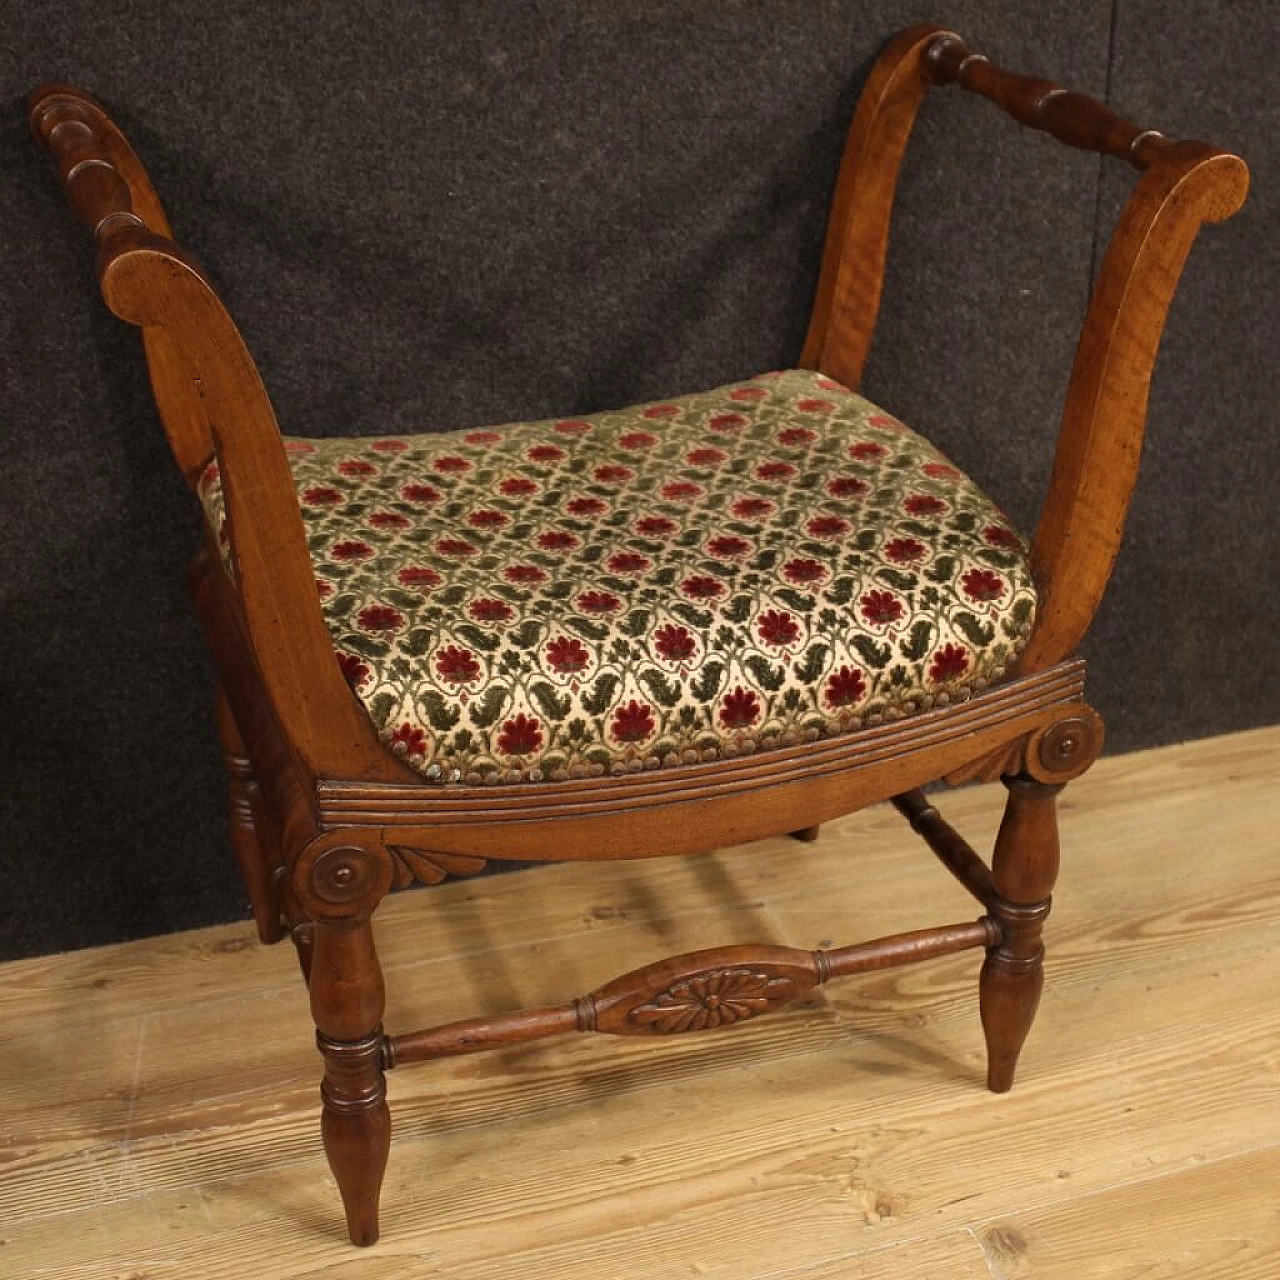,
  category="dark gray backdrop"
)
[3,2,1274,960]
